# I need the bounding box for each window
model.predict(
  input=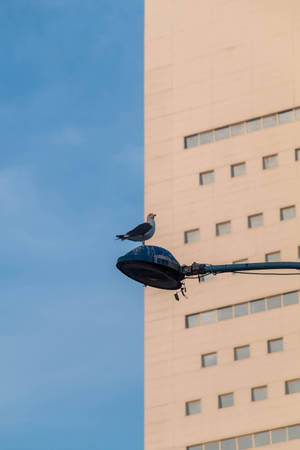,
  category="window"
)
[200,131,213,145]
[278,109,293,124]
[250,298,265,313]
[268,338,283,353]
[216,221,231,236]
[184,229,200,244]
[296,148,300,160]
[221,438,236,450]
[271,428,286,443]
[262,154,278,169]
[215,126,229,141]
[200,170,214,185]
[188,446,203,450]
[238,435,253,449]
[285,379,300,394]
[298,246,300,259]
[265,251,280,262]
[267,295,281,310]
[280,205,296,220]
[247,118,260,132]
[254,431,270,447]
[251,386,267,402]
[288,424,300,440]
[231,122,244,136]
[185,134,198,149]
[202,352,217,368]
[202,310,217,324]
[218,393,234,408]
[231,162,246,177]
[248,213,263,228]
[283,290,298,306]
[234,302,248,317]
[186,313,200,328]
[263,114,276,128]
[234,345,250,361]
[205,443,218,450]
[218,306,232,321]
[186,400,201,416]
[296,107,300,119]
